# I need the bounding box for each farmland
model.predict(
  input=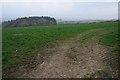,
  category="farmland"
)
[2,21,118,78]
